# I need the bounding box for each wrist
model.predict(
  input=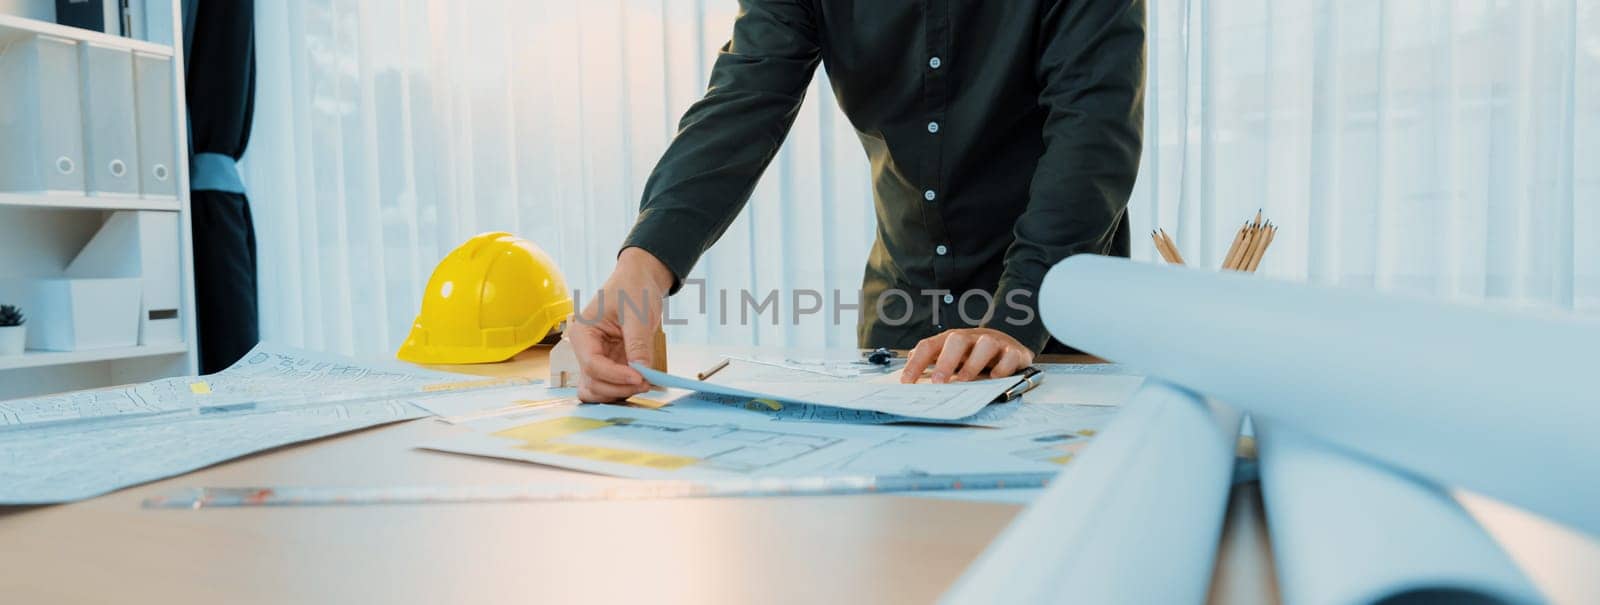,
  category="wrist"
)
[619,247,675,294]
